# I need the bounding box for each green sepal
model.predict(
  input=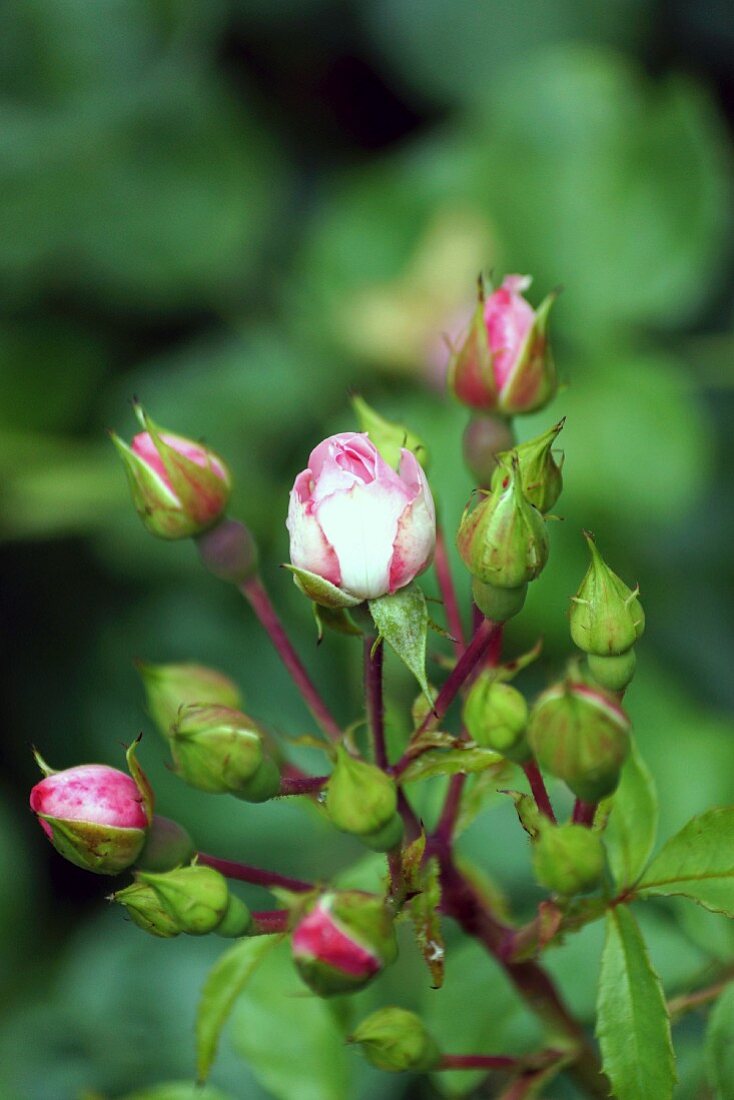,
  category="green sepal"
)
[447,286,498,411]
[369,584,433,704]
[502,790,542,838]
[110,430,196,540]
[498,290,558,416]
[284,564,362,609]
[351,394,429,470]
[112,879,182,937]
[492,418,565,514]
[312,602,363,642]
[32,748,56,777]
[40,815,146,876]
[137,865,230,935]
[126,735,154,824]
